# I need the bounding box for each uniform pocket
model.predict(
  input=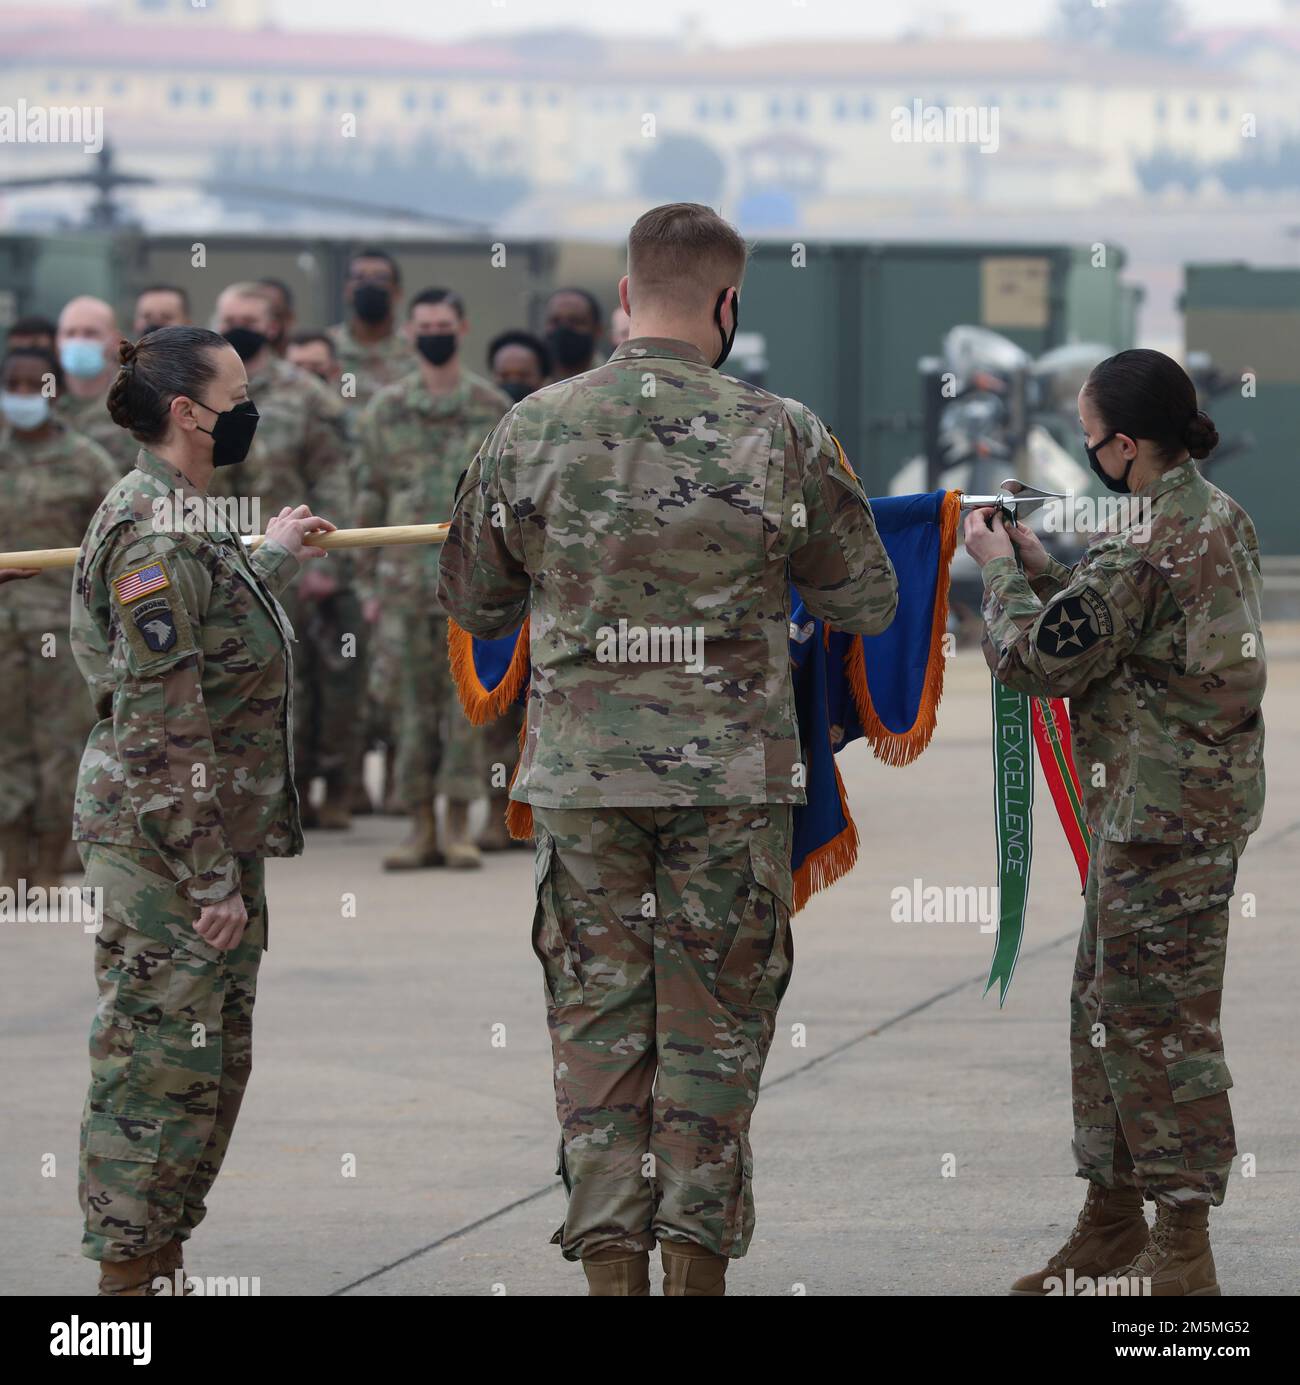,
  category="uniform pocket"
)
[1167,1052,1236,1169]
[82,1111,163,1249]
[530,829,583,1009]
[715,837,794,1014]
